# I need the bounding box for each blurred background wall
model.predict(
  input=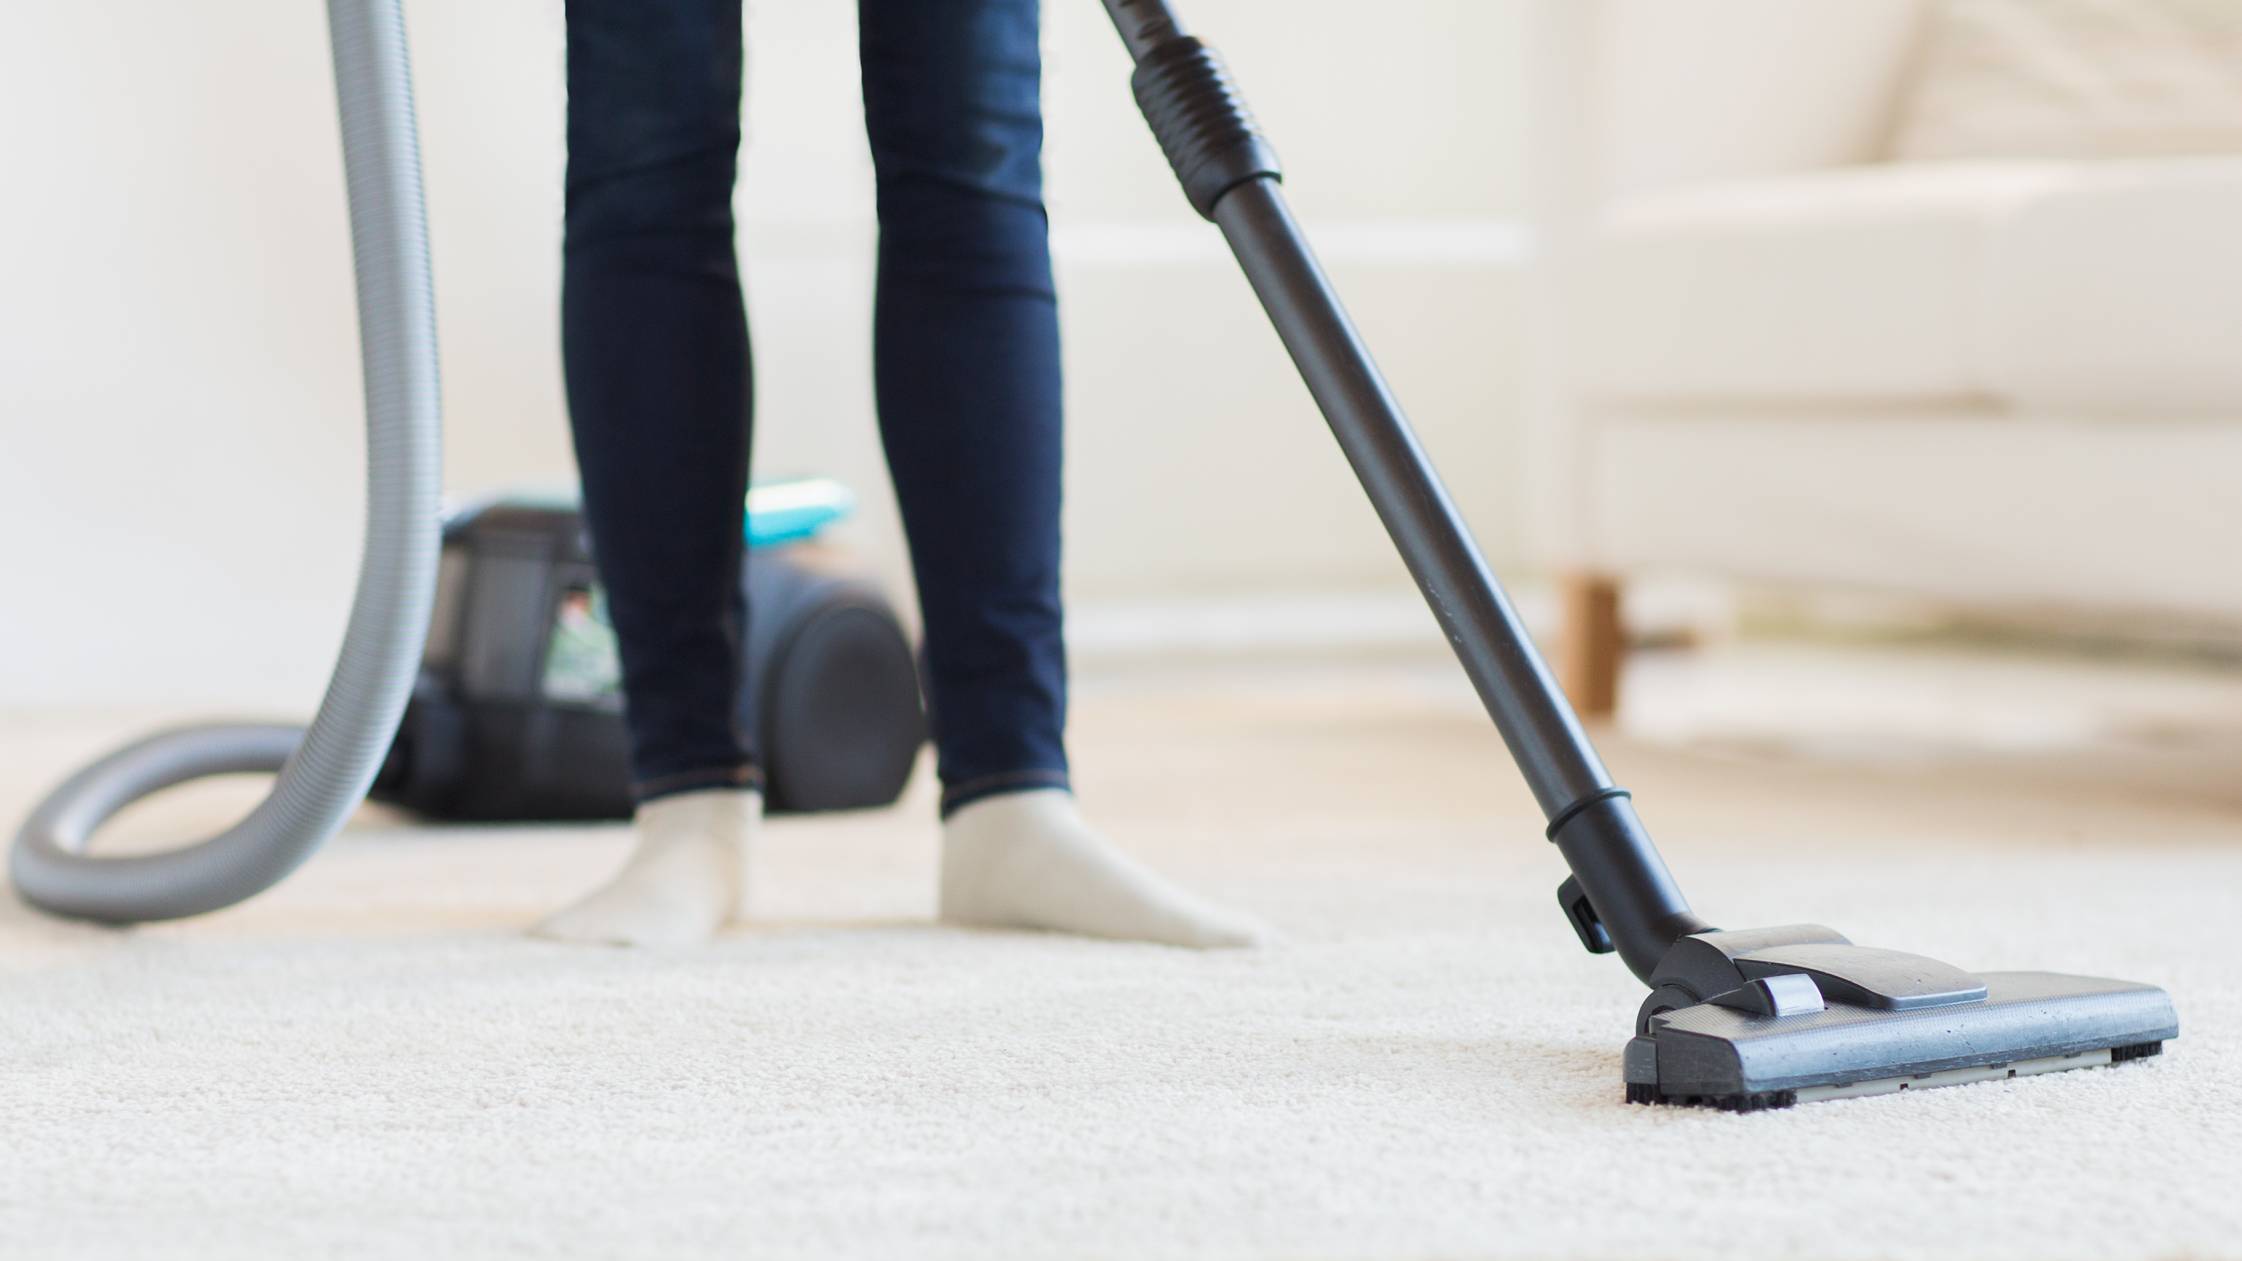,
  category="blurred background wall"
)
[0,0,1527,710]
